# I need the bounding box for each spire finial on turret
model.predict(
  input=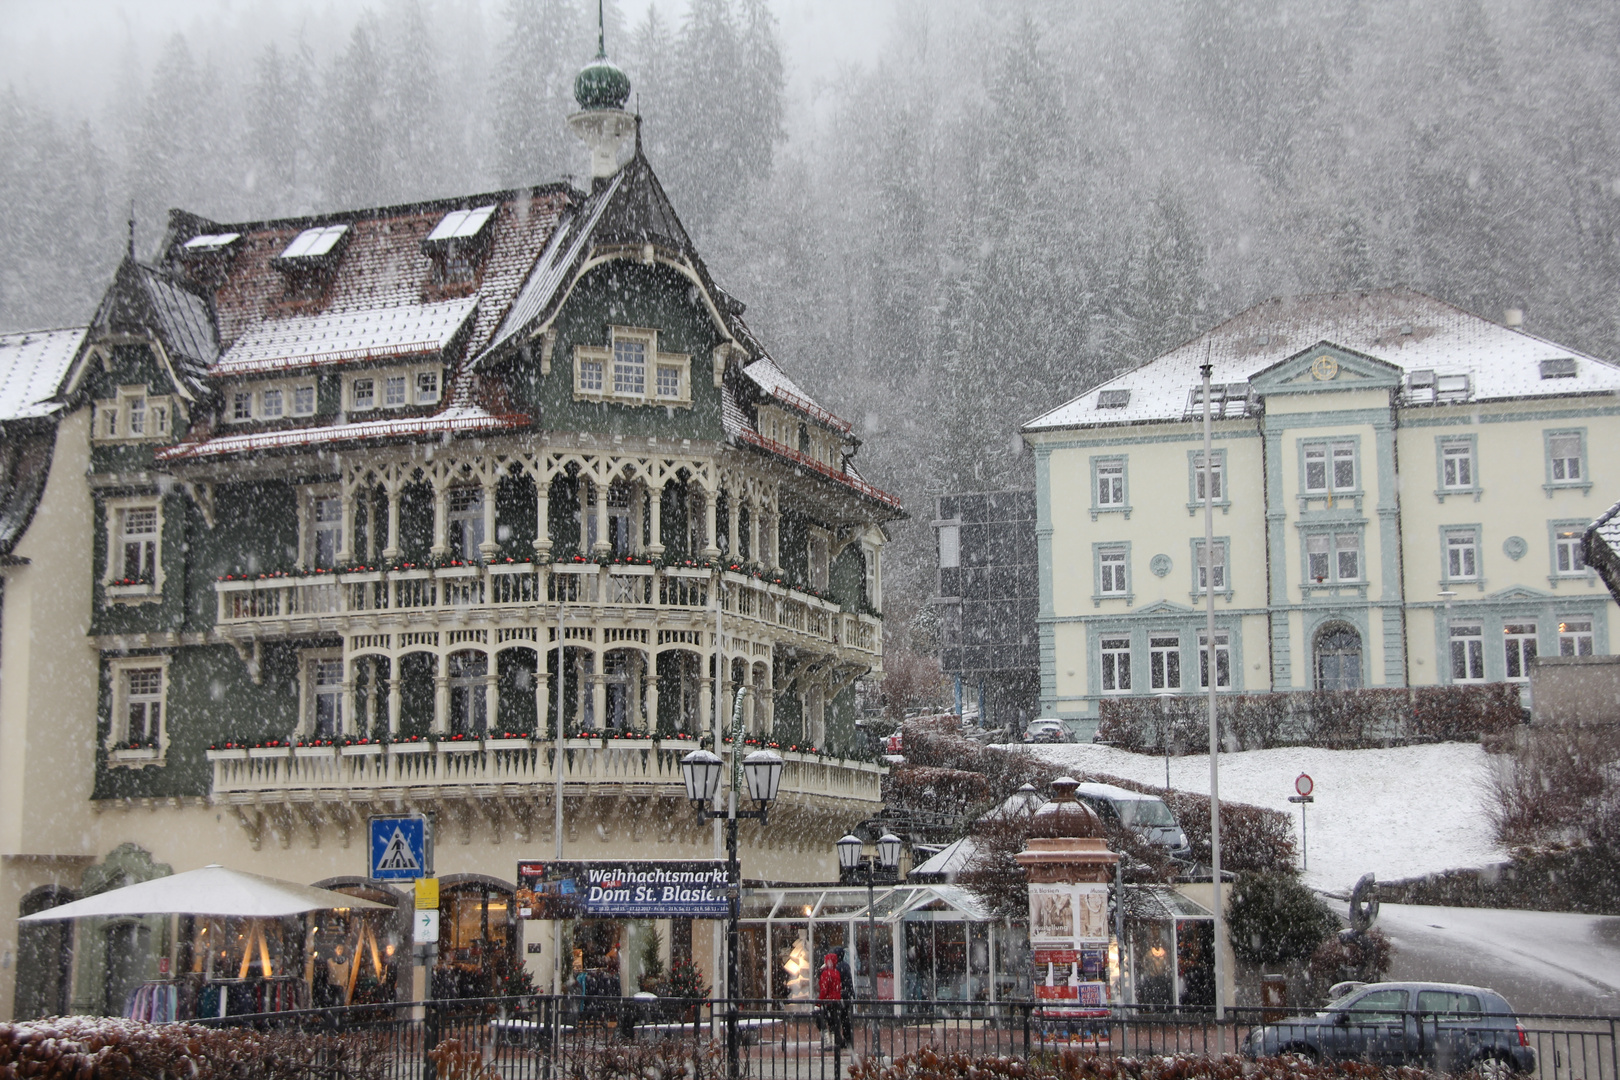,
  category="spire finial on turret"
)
[570,4,635,180]
[127,202,135,260]
[597,0,606,58]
